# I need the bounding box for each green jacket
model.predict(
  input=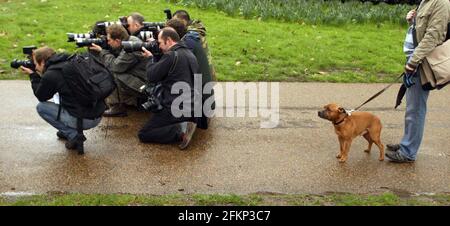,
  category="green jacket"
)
[410,0,450,67]
[188,20,216,81]
[99,35,149,92]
